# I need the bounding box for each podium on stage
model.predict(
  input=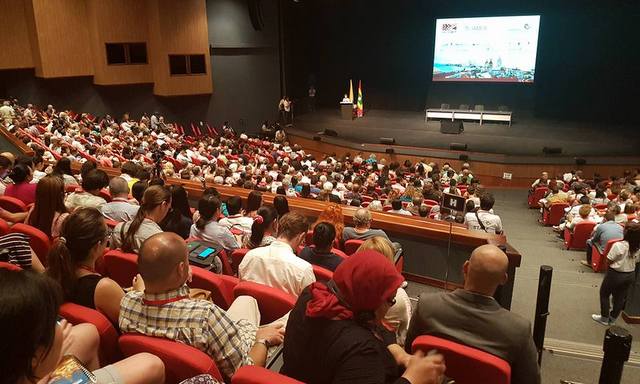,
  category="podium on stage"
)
[340,102,353,120]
